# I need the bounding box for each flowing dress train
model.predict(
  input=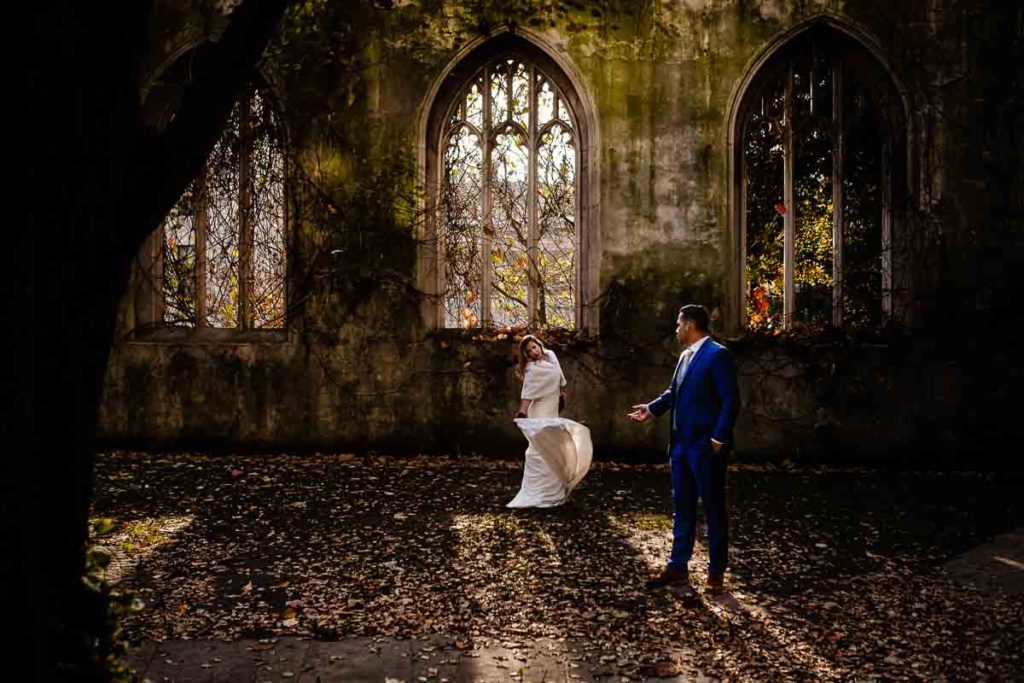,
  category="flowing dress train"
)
[507,352,592,508]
